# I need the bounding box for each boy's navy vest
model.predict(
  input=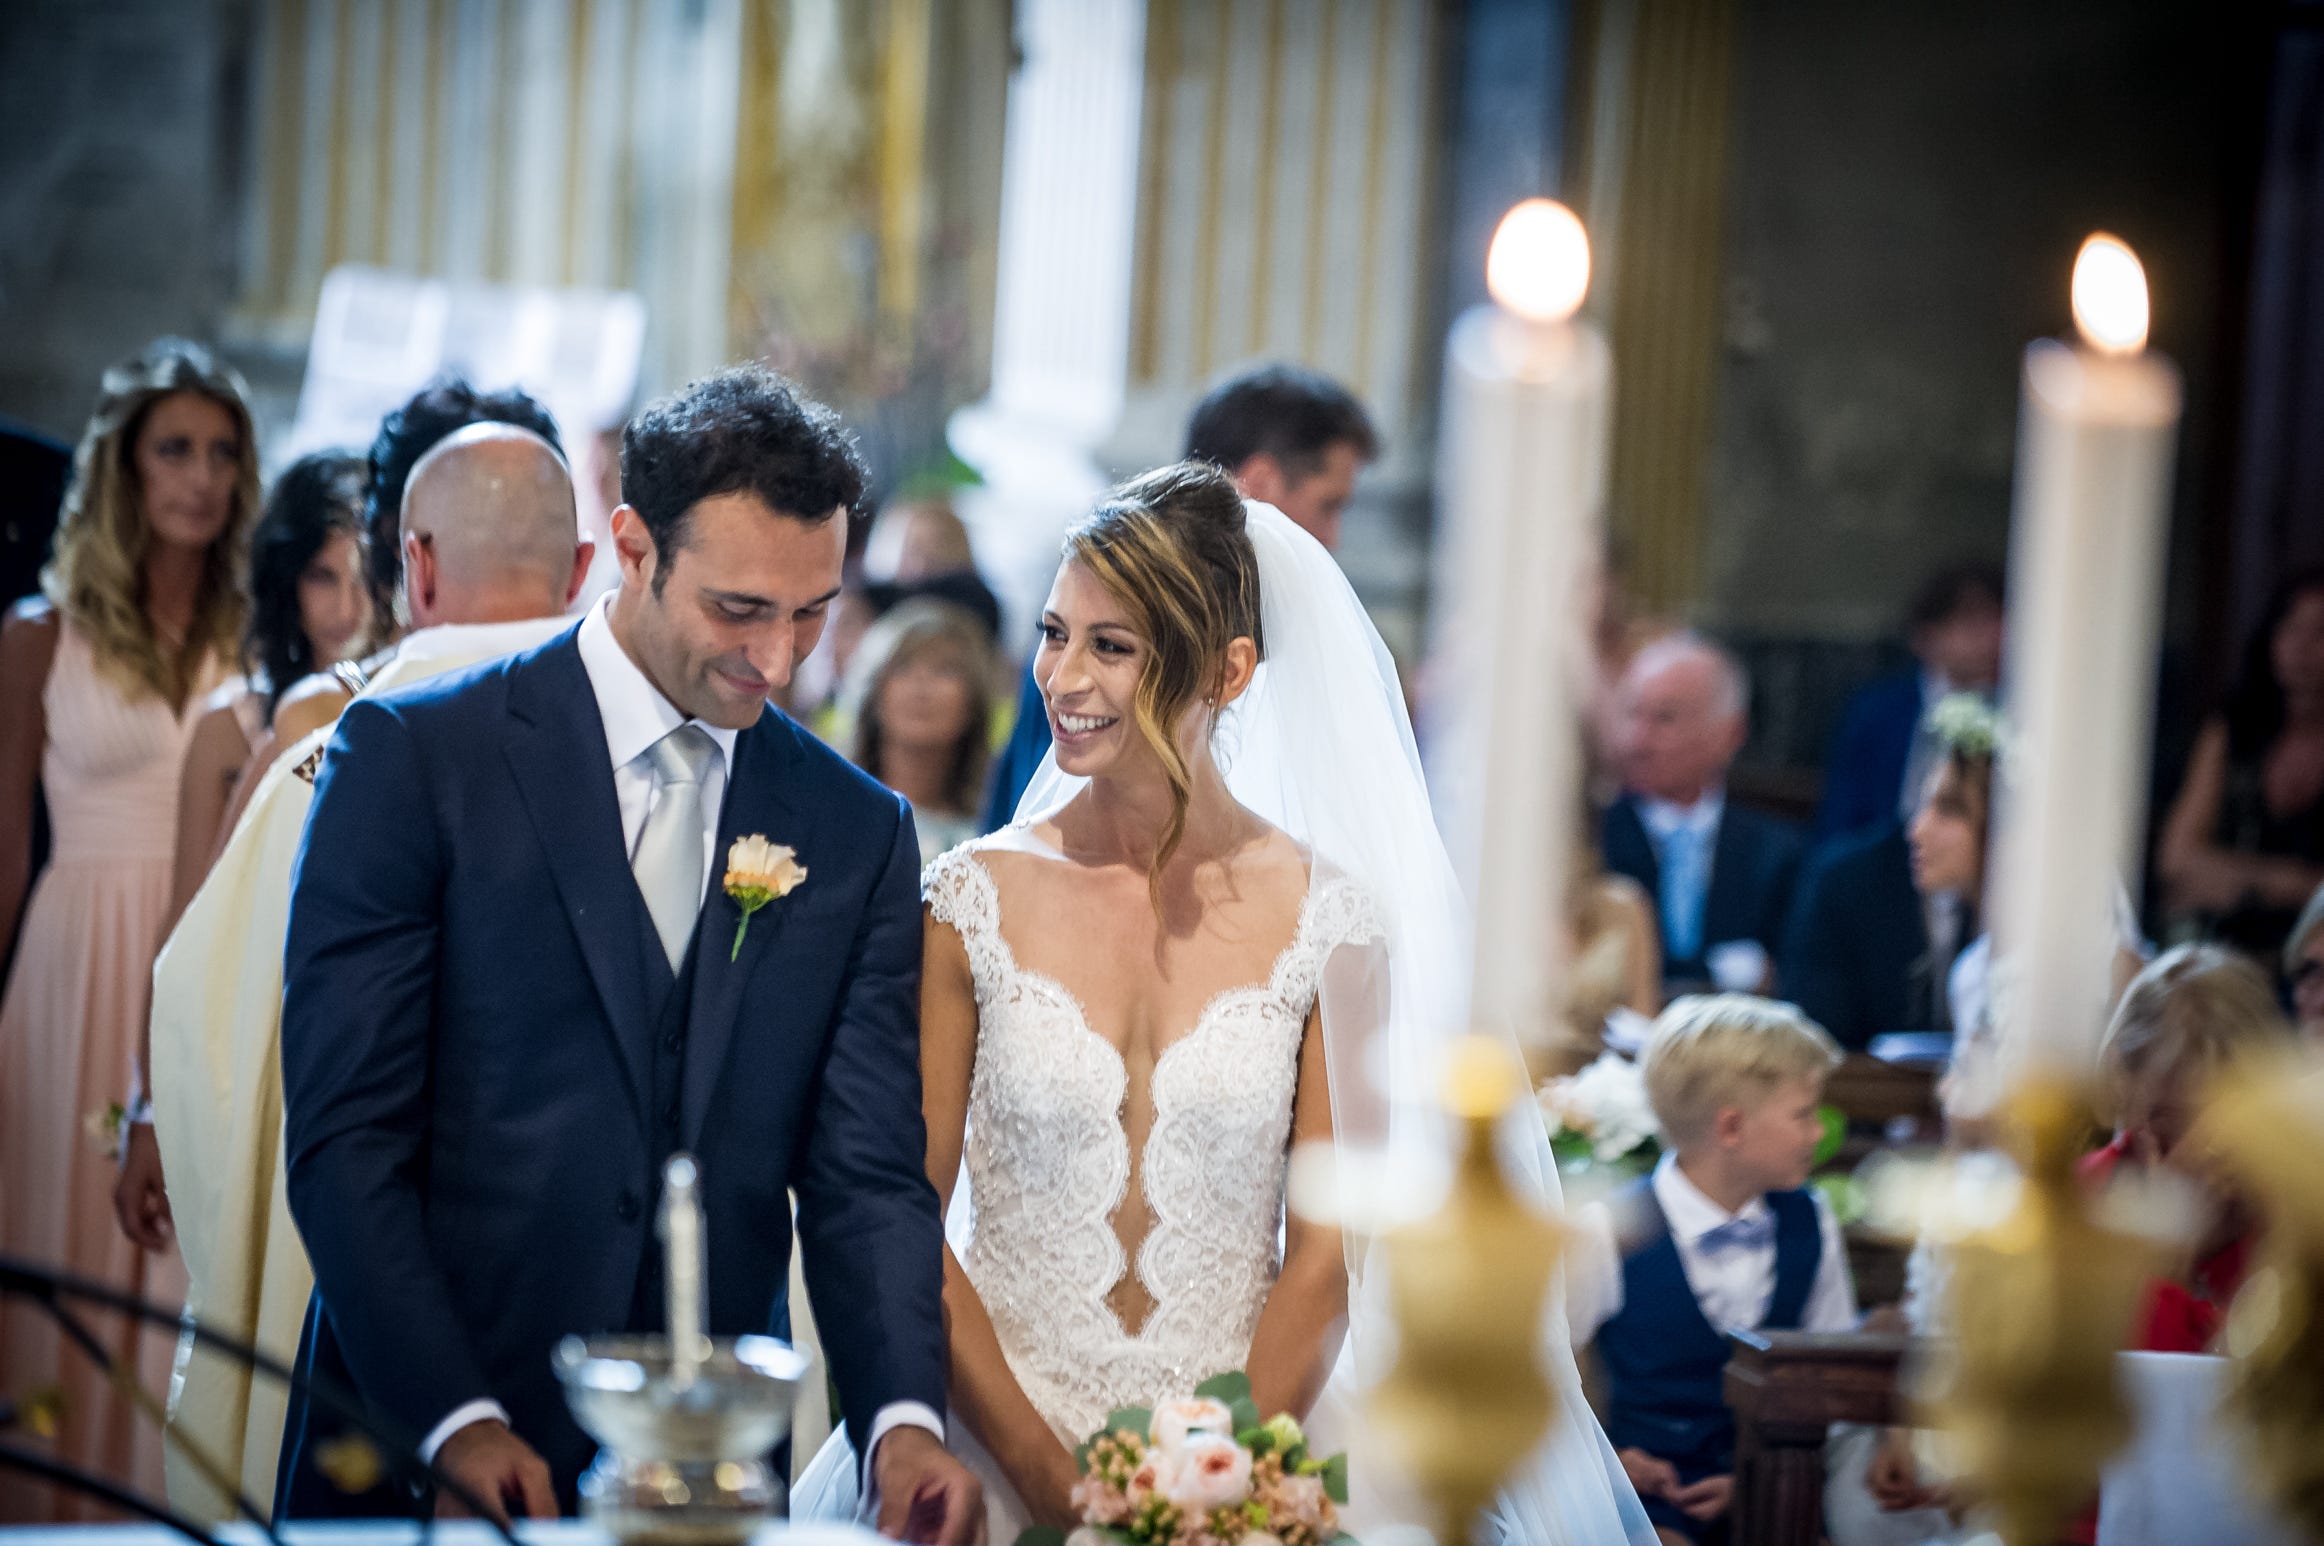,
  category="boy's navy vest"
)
[1595,1177,1822,1478]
